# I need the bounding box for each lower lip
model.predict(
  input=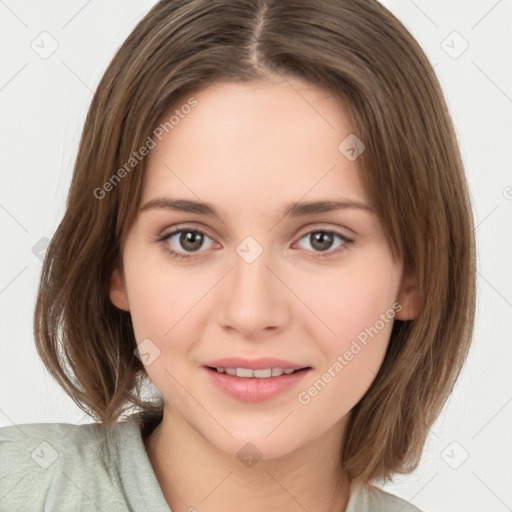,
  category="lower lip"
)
[203,367,311,403]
